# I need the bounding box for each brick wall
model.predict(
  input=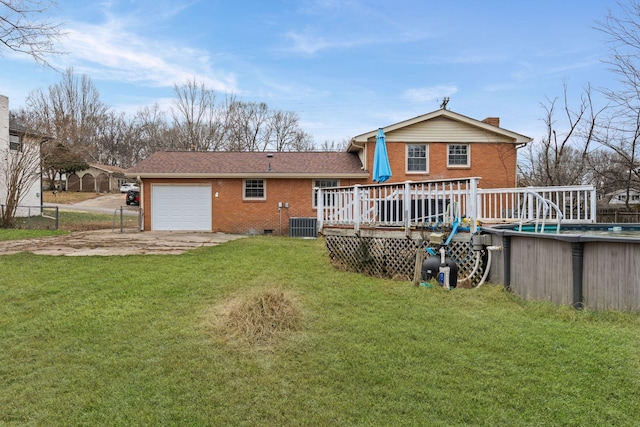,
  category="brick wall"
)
[142,177,366,234]
[368,141,517,188]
